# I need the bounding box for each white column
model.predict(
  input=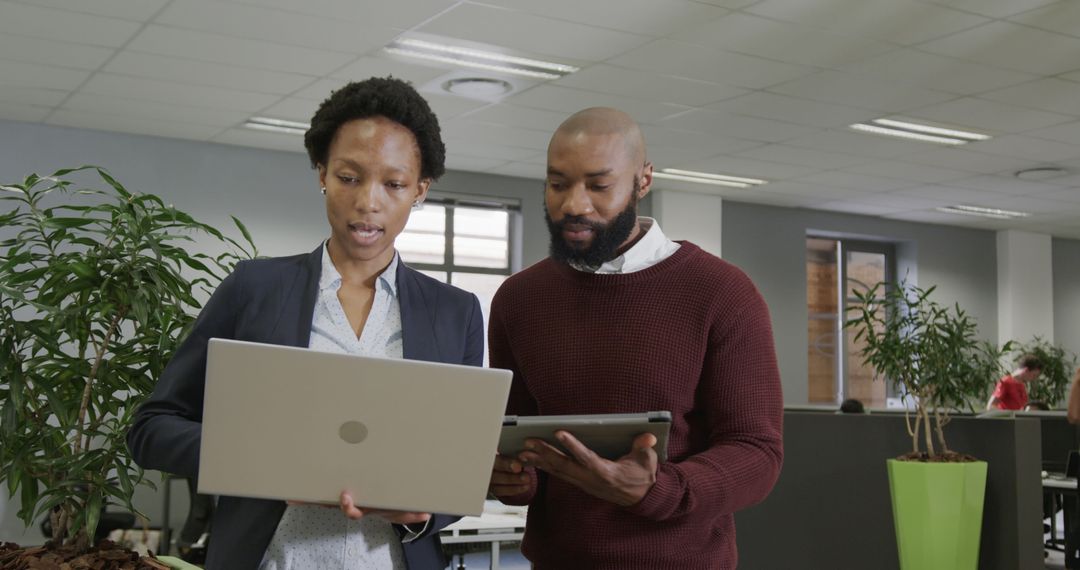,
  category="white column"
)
[996,230,1054,346]
[651,189,722,257]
